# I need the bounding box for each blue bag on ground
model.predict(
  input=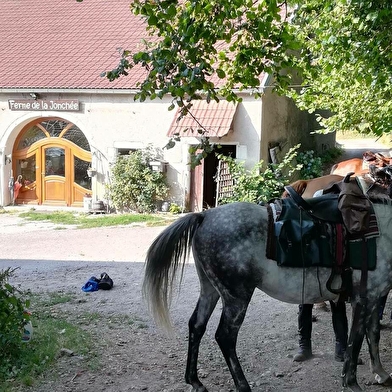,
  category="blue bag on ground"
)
[82,276,100,292]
